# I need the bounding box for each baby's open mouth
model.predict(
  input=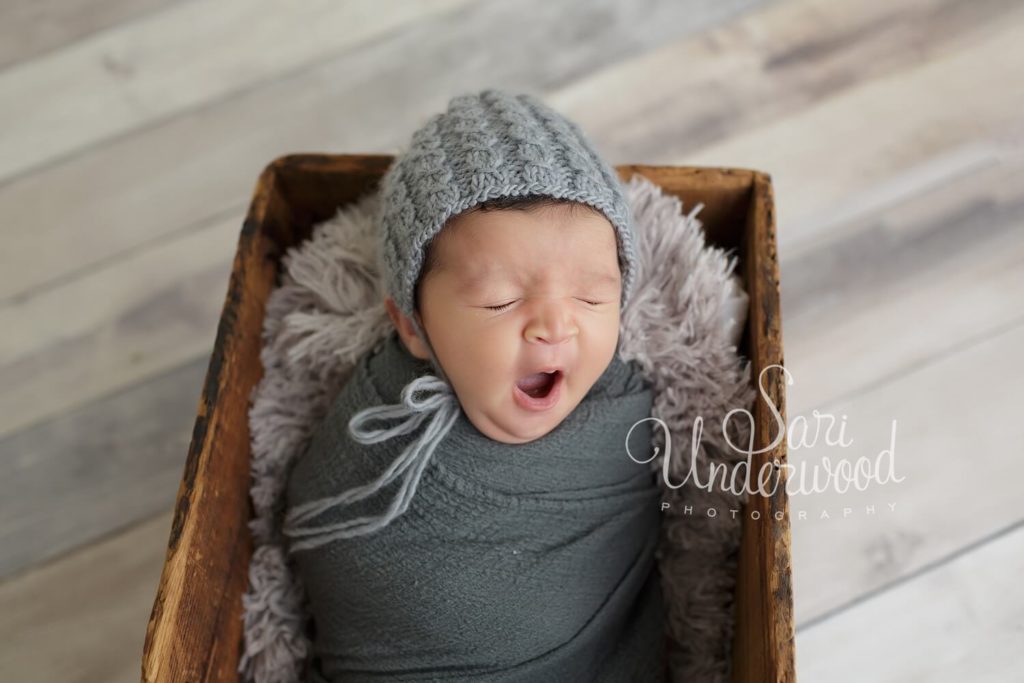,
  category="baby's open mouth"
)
[515,370,561,399]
